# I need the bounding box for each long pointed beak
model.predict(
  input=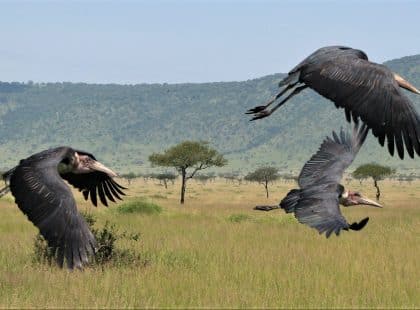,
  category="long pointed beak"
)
[394,73,420,94]
[358,196,383,208]
[90,160,118,177]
